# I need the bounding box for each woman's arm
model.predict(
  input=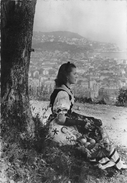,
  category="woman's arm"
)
[56,112,87,126]
[71,111,102,127]
[56,113,66,125]
[53,91,90,127]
